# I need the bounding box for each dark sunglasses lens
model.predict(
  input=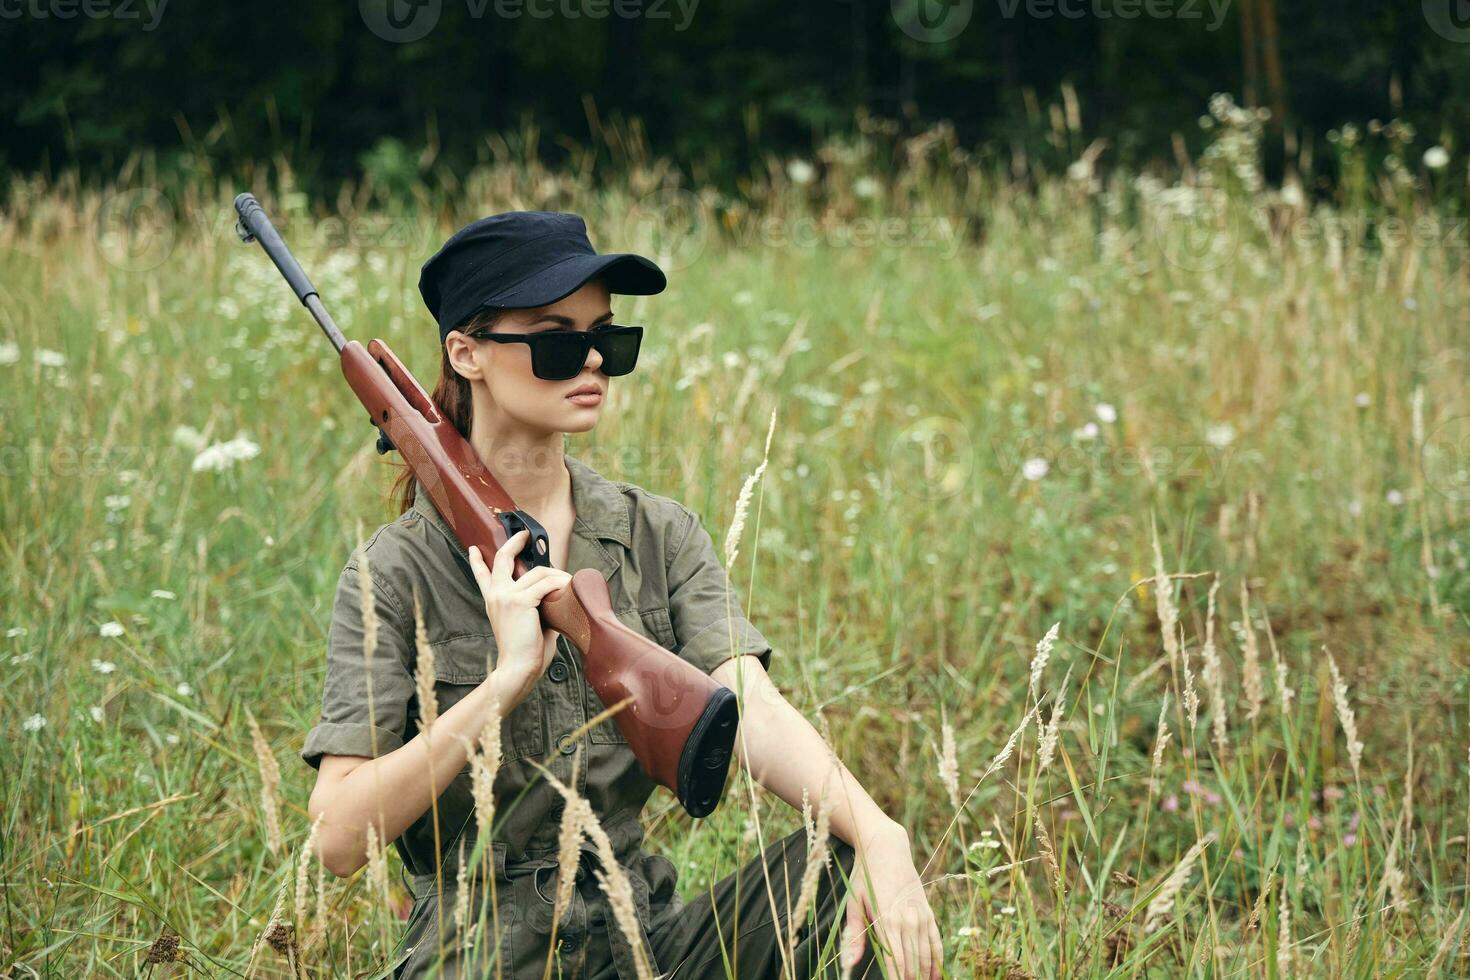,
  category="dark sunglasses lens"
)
[594,328,642,376]
[530,333,590,381]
